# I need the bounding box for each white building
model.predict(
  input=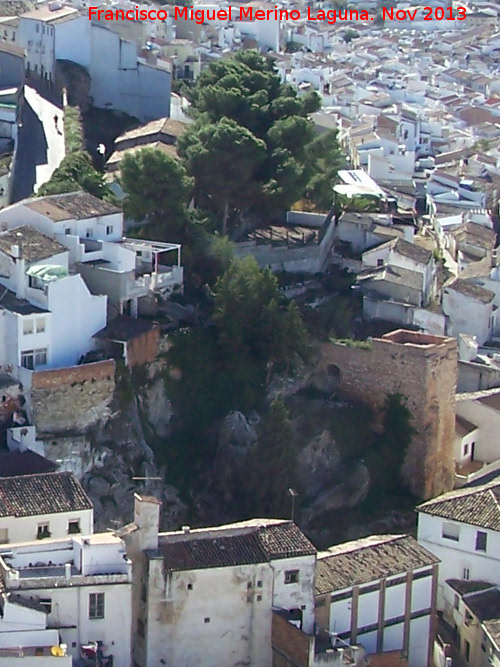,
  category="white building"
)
[0,592,71,665]
[0,531,132,665]
[417,480,500,611]
[442,279,496,346]
[0,225,107,376]
[0,471,93,545]
[121,495,317,667]
[314,534,438,667]
[0,192,183,319]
